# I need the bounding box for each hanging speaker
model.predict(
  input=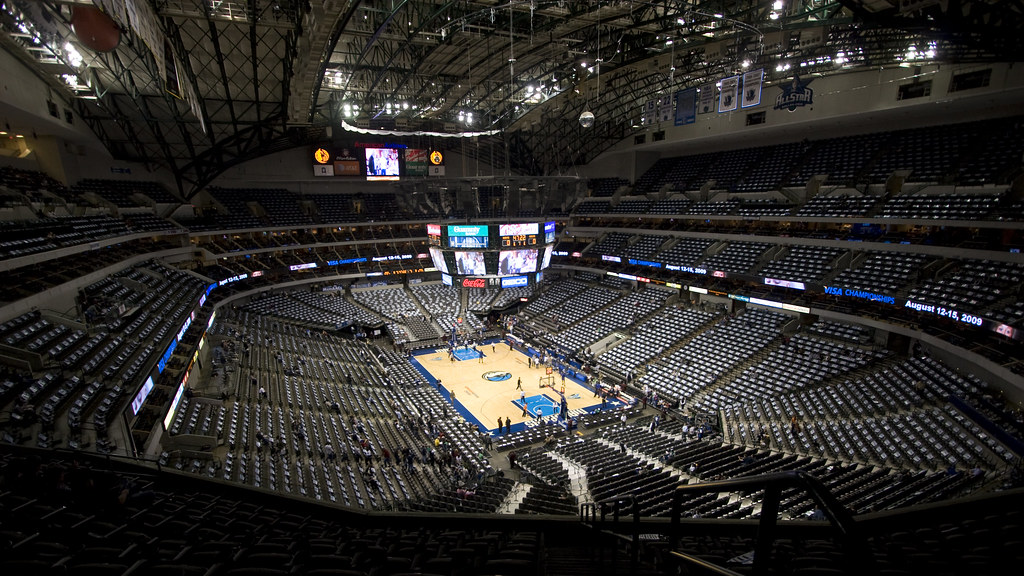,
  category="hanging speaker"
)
[71,5,121,53]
